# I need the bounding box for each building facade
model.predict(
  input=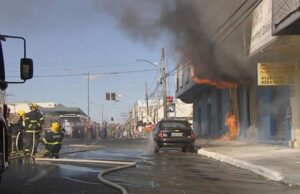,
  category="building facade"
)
[176,0,300,145]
